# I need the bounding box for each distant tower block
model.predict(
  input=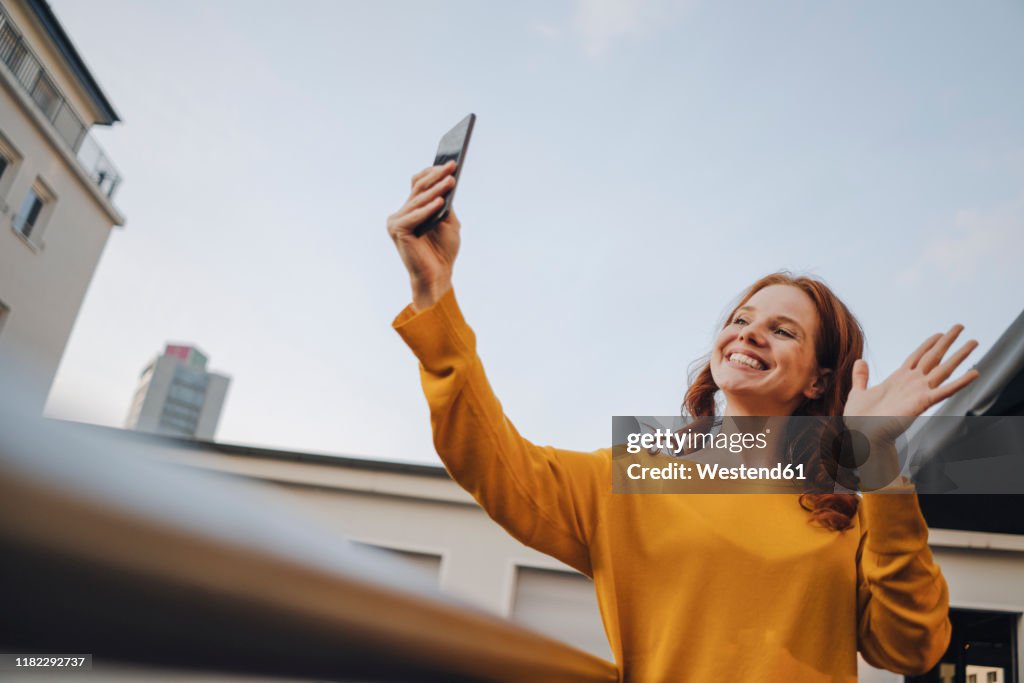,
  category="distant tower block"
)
[126,344,231,440]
